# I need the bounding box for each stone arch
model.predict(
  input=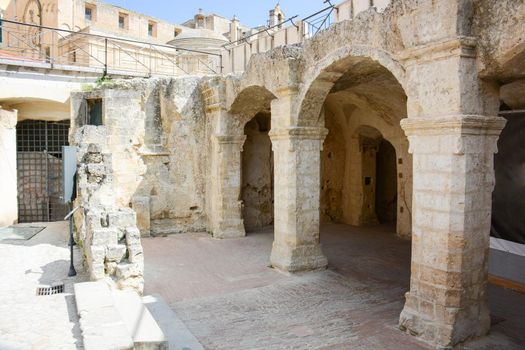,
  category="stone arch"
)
[228,85,276,234]
[301,44,412,236]
[227,85,277,134]
[297,46,407,127]
[23,0,42,25]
